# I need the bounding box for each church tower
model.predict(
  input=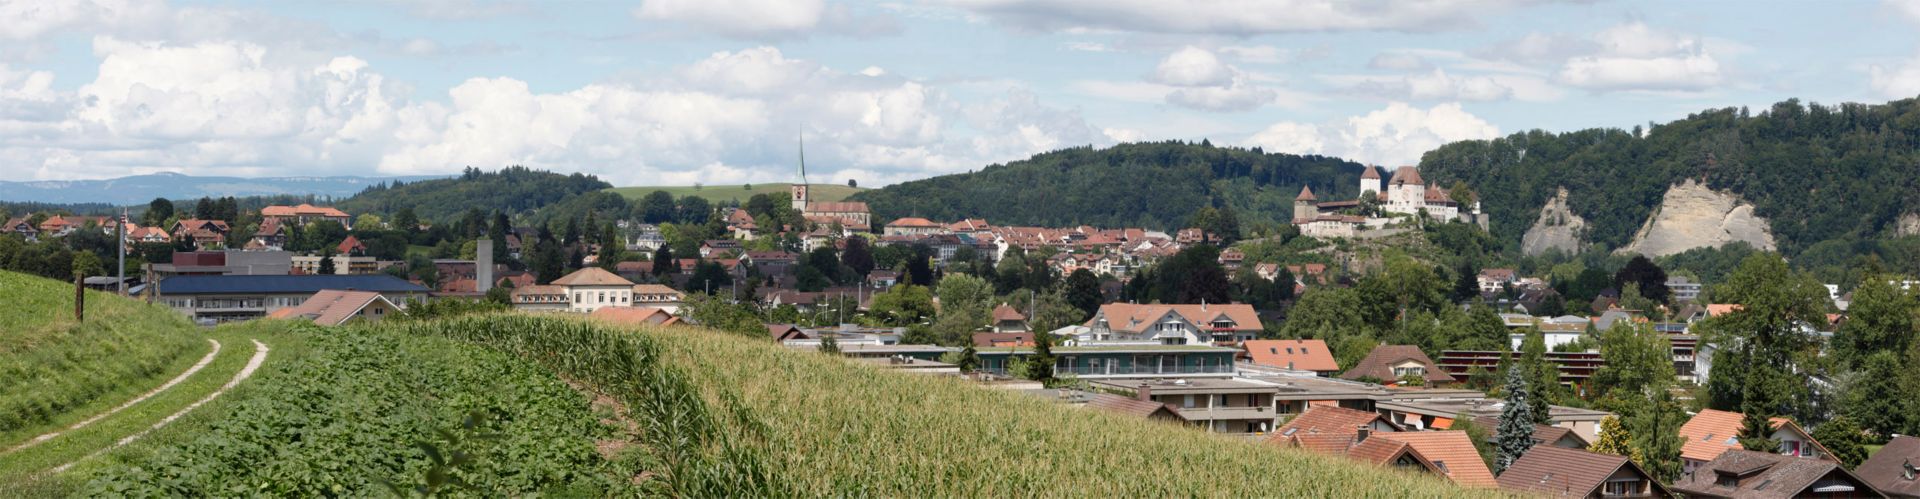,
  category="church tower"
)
[791,132,809,212]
